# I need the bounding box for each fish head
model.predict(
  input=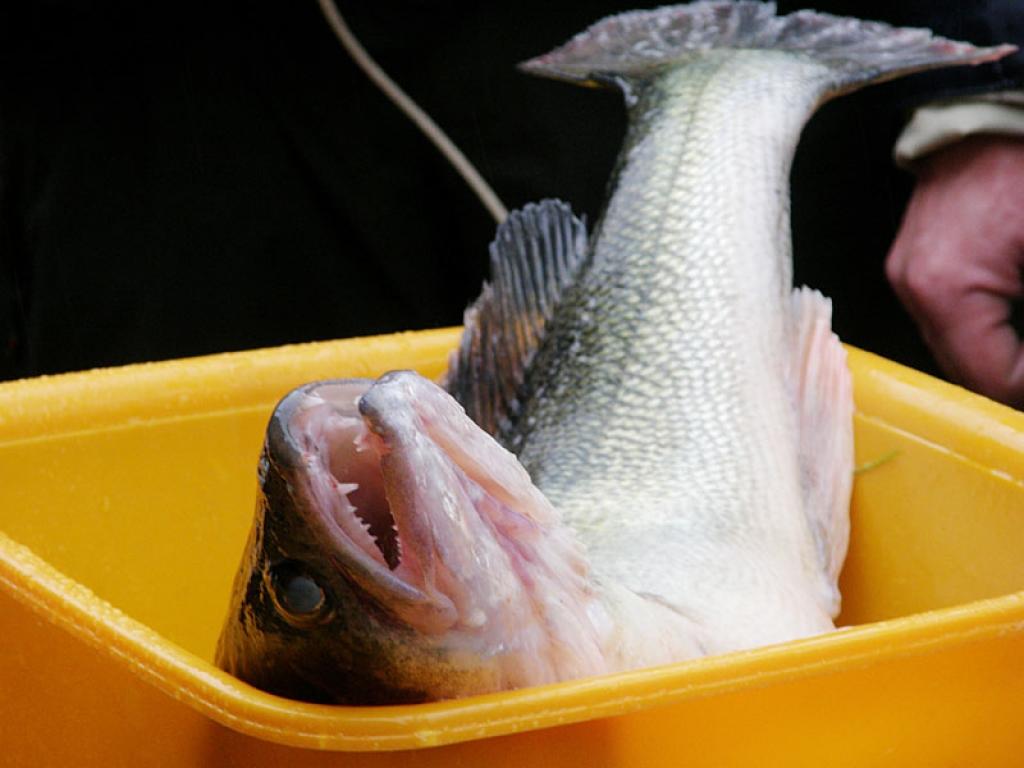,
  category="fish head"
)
[216,372,606,704]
